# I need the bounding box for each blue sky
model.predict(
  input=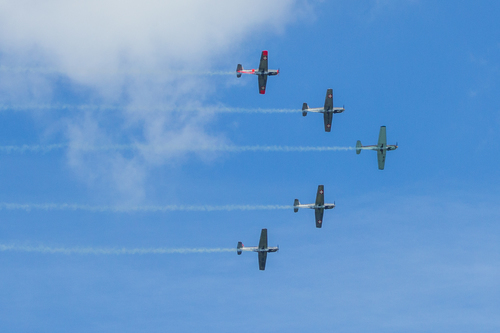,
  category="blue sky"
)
[0,1,499,332]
